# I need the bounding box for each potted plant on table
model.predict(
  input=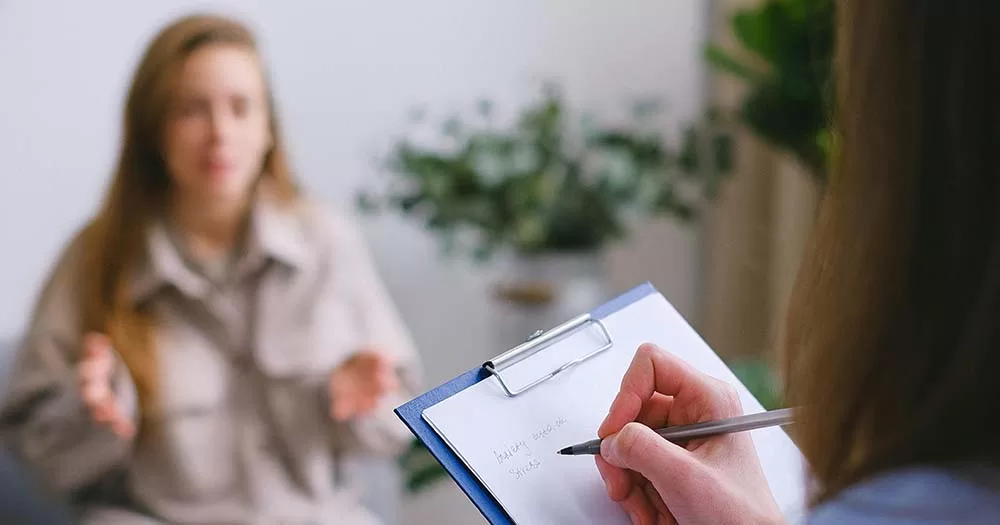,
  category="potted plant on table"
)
[359,84,730,329]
